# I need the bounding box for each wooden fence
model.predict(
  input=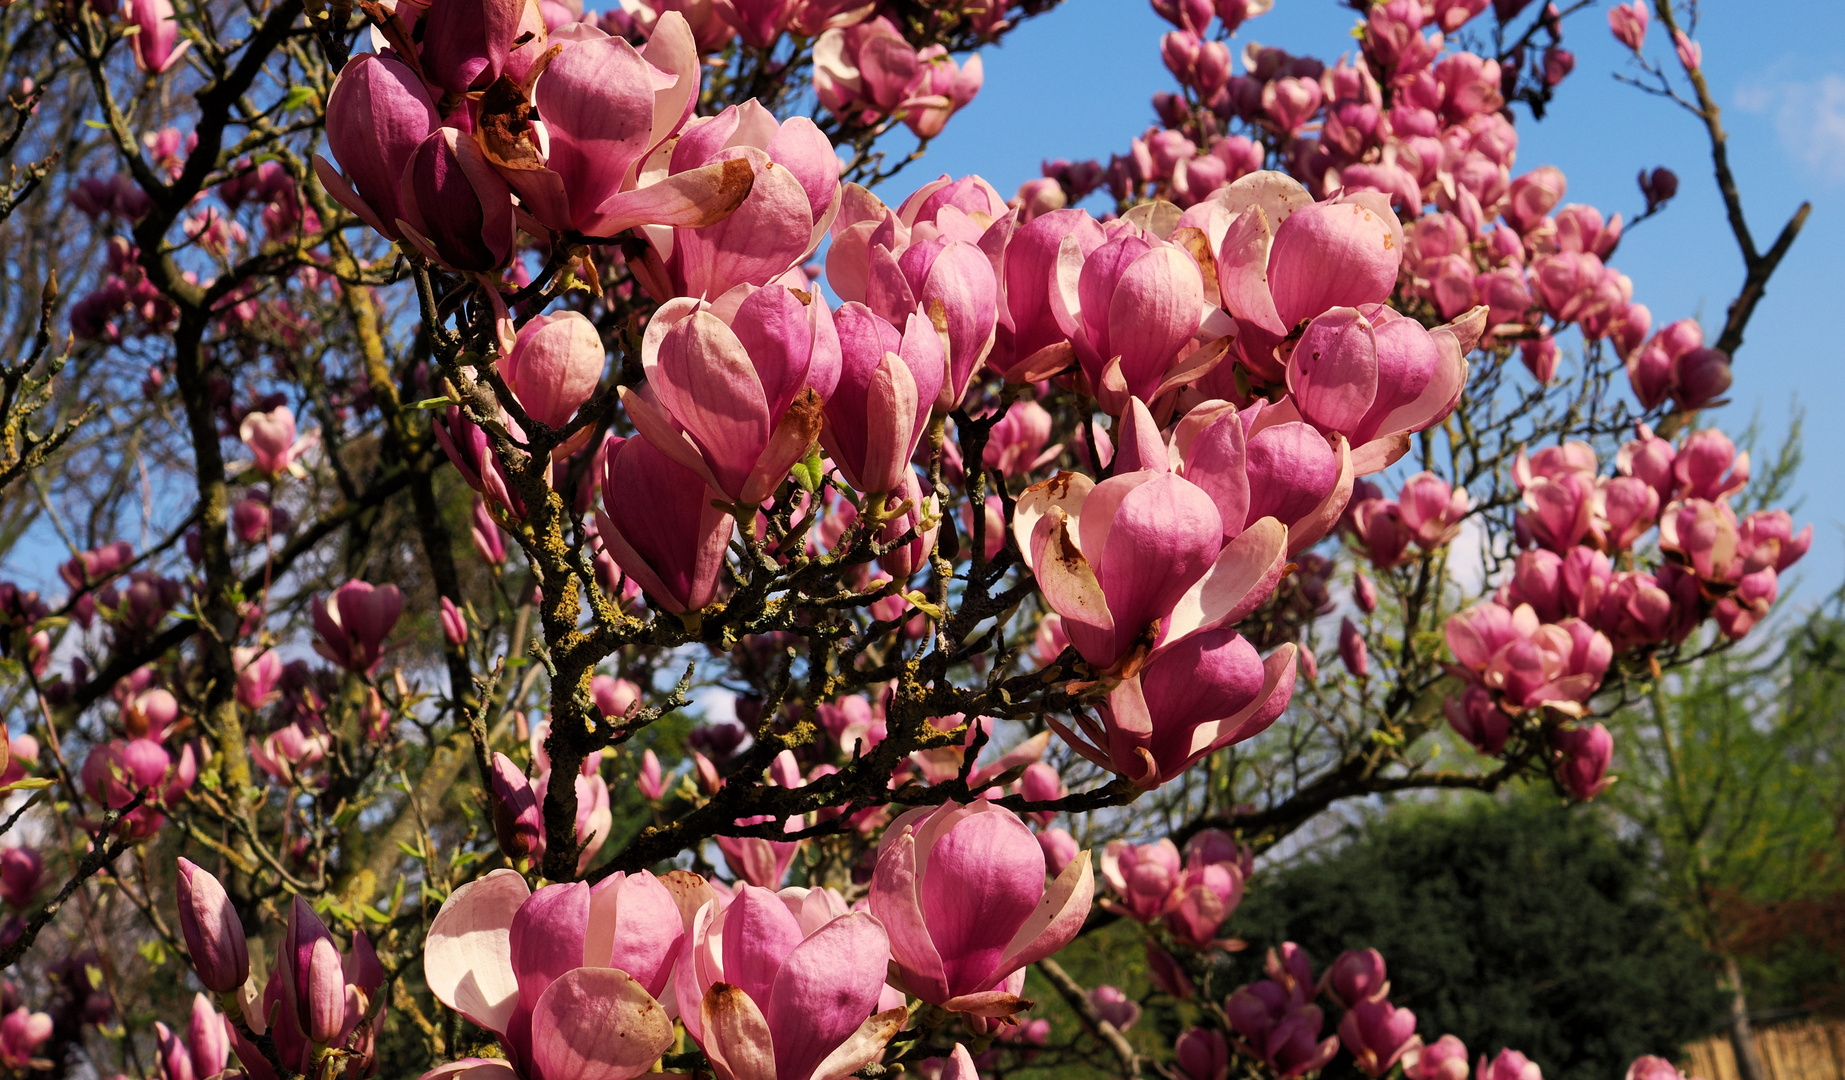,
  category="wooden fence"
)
[1683,1019,1845,1080]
